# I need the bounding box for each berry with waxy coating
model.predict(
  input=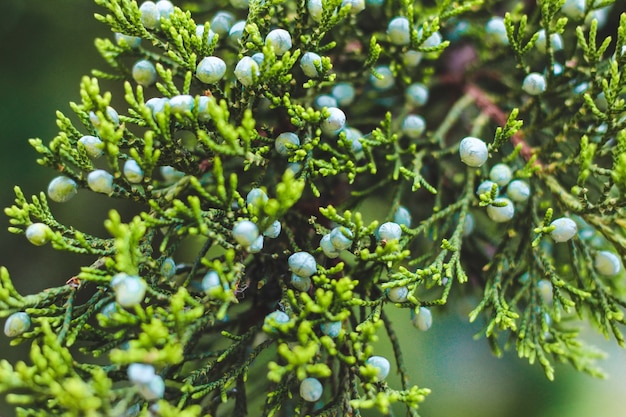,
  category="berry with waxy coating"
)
[486,197,515,222]
[265,29,292,56]
[405,83,429,106]
[329,226,353,250]
[132,59,157,86]
[522,72,547,95]
[411,306,432,330]
[365,356,390,381]
[370,66,394,90]
[459,136,488,167]
[535,30,563,53]
[342,0,365,14]
[111,274,147,308]
[489,163,513,186]
[550,217,577,242]
[138,375,165,401]
[288,251,317,277]
[321,107,346,135]
[246,188,268,208]
[263,310,290,334]
[234,56,260,86]
[594,251,621,276]
[25,223,51,246]
[196,56,227,84]
[210,11,235,35]
[139,1,159,29]
[228,20,246,43]
[476,180,499,197]
[169,94,195,114]
[393,206,412,227]
[507,180,530,202]
[275,132,300,155]
[115,33,141,48]
[263,220,281,238]
[290,273,312,291]
[4,312,31,337]
[156,0,174,20]
[331,83,356,106]
[87,169,114,195]
[320,234,341,258]
[320,321,342,337]
[307,0,323,22]
[485,17,508,44]
[48,176,78,203]
[160,257,176,279]
[401,114,426,139]
[78,135,104,158]
[314,94,338,109]
[387,286,409,303]
[378,221,402,241]
[123,159,144,183]
[300,52,323,78]
[146,97,167,116]
[300,377,323,402]
[387,16,410,45]
[232,220,259,247]
[128,363,156,385]
[248,235,264,253]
